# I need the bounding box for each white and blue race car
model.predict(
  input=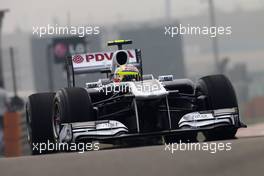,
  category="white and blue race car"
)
[26,40,246,154]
